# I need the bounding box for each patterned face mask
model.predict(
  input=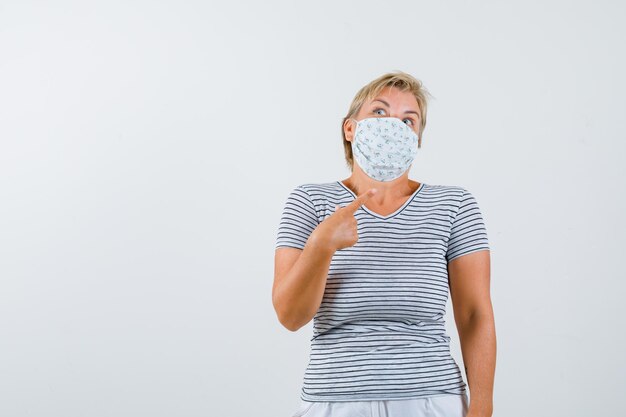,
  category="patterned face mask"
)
[349,116,419,182]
